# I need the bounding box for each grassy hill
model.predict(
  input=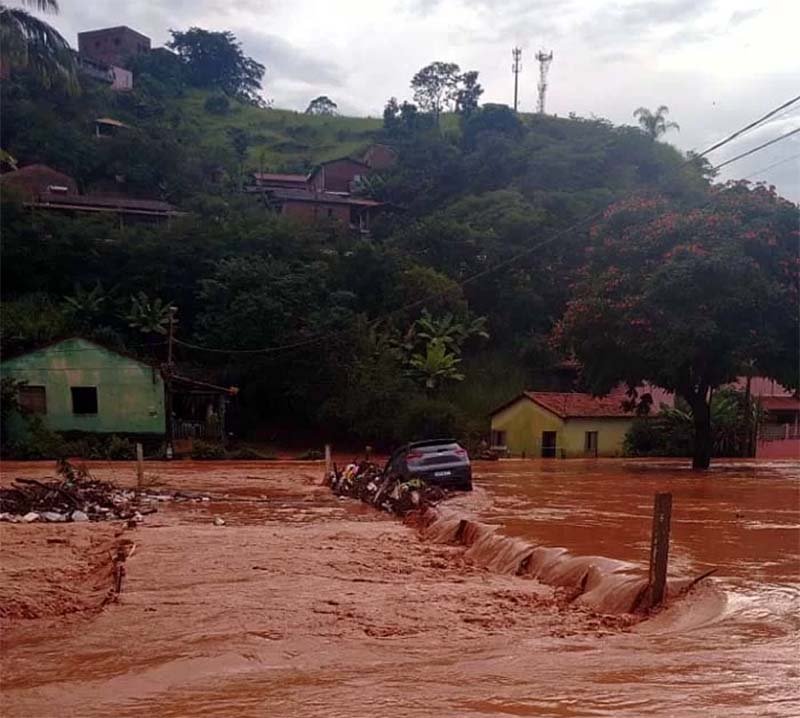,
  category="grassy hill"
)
[171,90,384,173]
